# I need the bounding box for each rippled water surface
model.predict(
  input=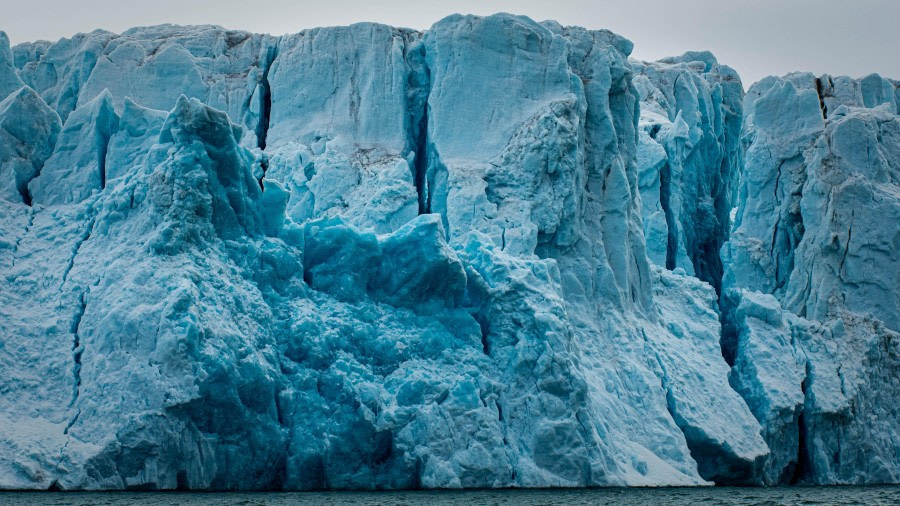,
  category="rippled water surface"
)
[2,487,899,506]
